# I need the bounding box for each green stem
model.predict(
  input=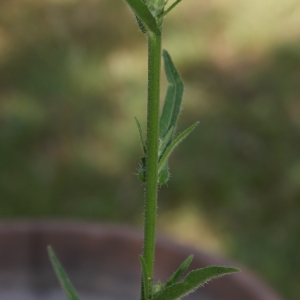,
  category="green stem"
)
[143,31,162,281]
